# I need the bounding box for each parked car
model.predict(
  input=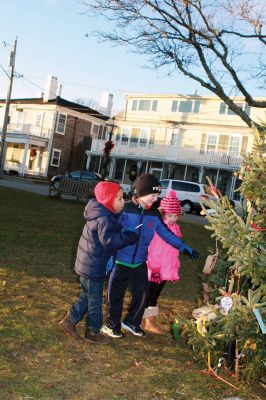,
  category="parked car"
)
[159,179,217,214]
[50,171,102,189]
